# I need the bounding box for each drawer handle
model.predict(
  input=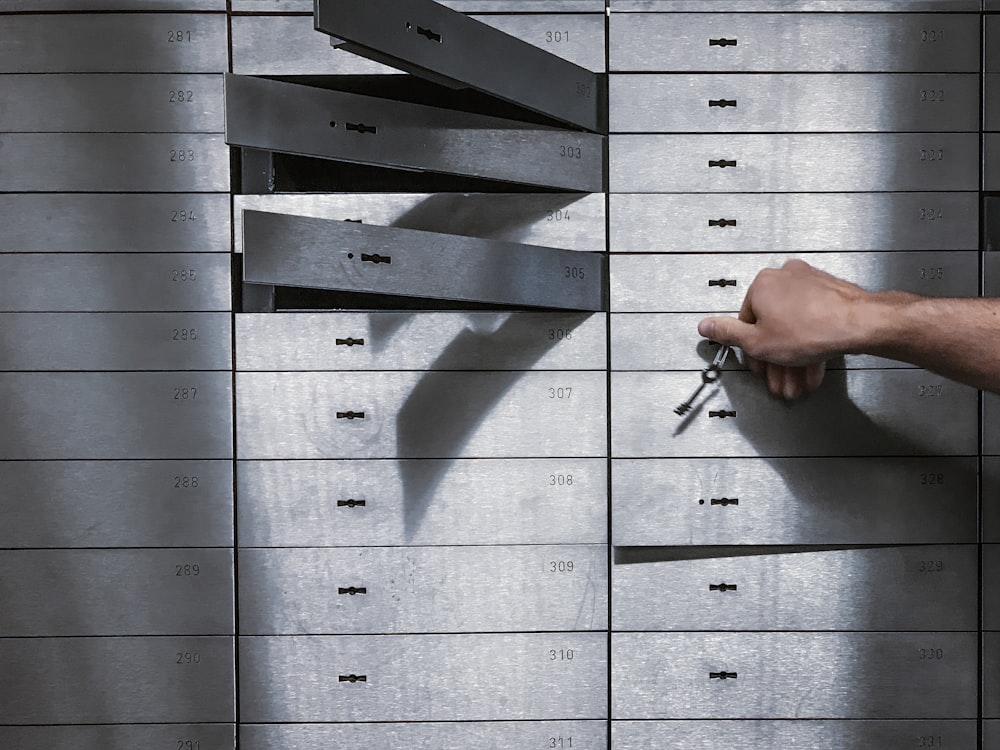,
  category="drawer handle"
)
[708,99,737,108]
[710,497,739,506]
[709,37,738,47]
[709,159,737,168]
[709,582,738,592]
[336,337,366,347]
[408,22,443,43]
[338,586,368,595]
[708,278,737,287]
[709,671,738,680]
[346,122,377,135]
[337,498,366,508]
[336,411,366,420]
[709,409,737,419]
[339,674,367,683]
[708,218,737,228]
[361,252,392,265]
[344,218,364,223]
